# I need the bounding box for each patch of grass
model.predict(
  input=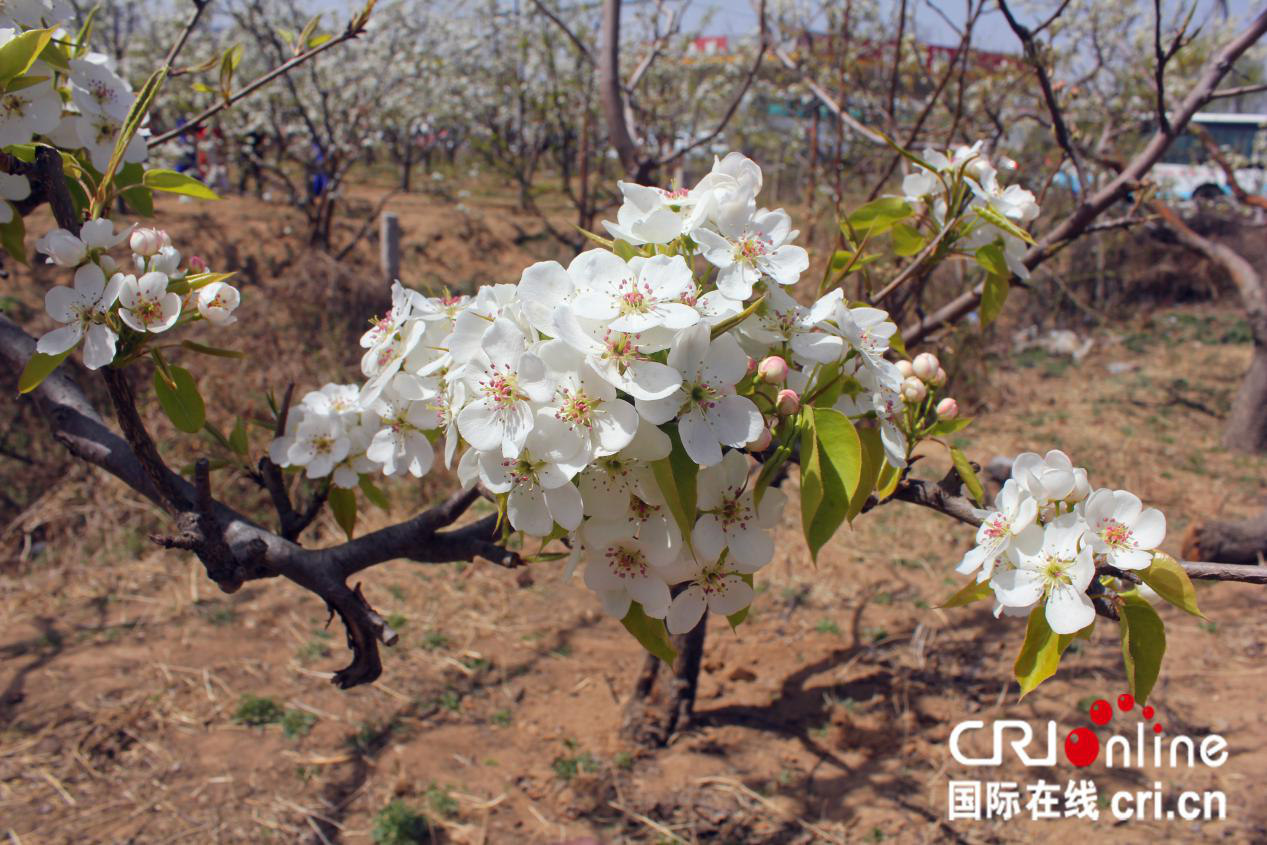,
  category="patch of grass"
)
[385,584,406,601]
[864,626,889,643]
[426,783,459,818]
[491,709,512,727]
[371,799,432,845]
[233,694,284,727]
[421,631,450,651]
[436,689,462,711]
[297,638,331,662]
[386,612,407,631]
[814,618,840,635]
[281,708,317,739]
[552,751,600,781]
[613,750,634,770]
